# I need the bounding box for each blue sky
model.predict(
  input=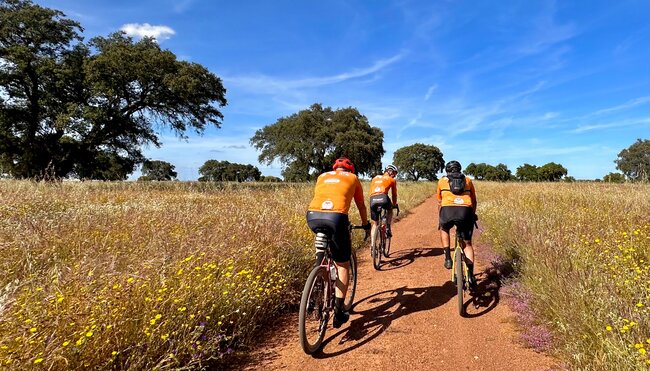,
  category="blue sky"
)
[39,0,649,180]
